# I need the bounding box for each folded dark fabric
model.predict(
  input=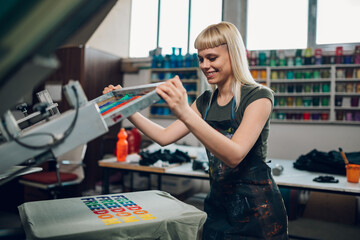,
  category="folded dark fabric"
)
[139,149,191,166]
[293,149,360,176]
